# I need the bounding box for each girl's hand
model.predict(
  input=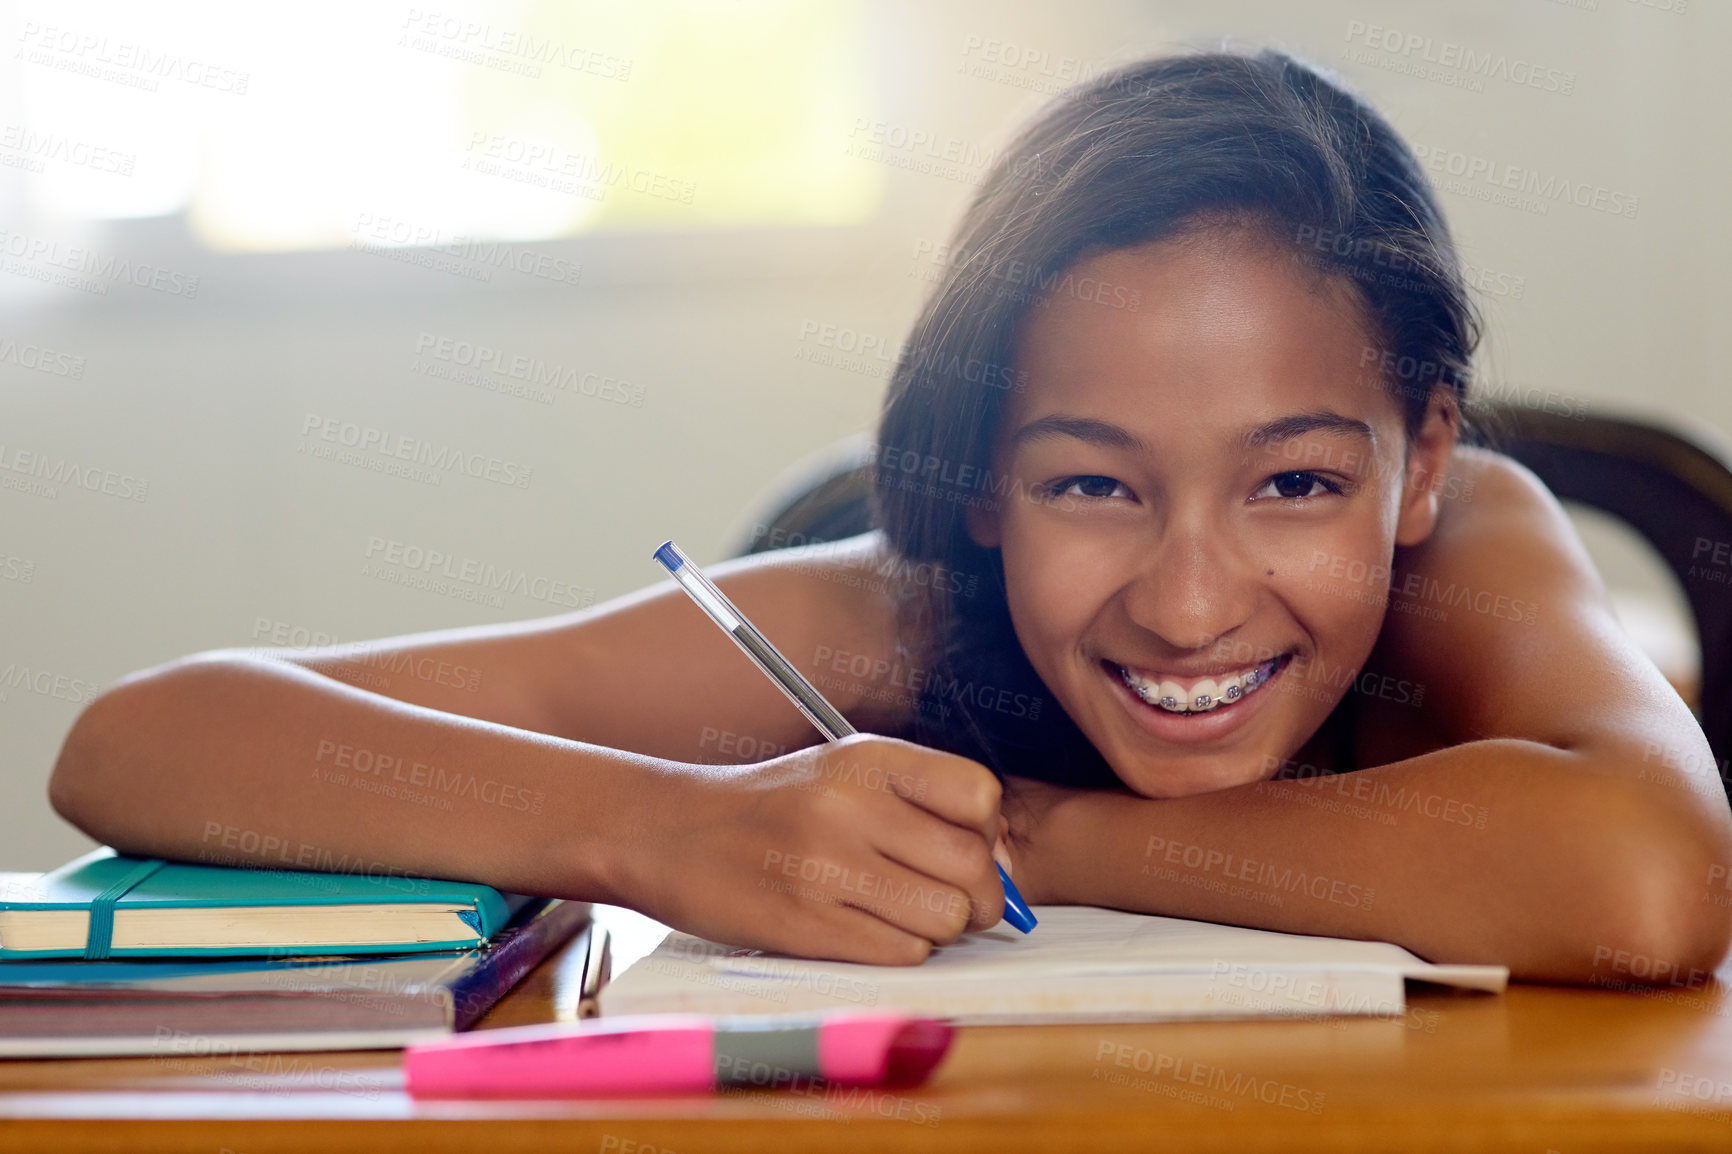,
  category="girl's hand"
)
[997,774,1096,905]
[622,733,1005,965]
